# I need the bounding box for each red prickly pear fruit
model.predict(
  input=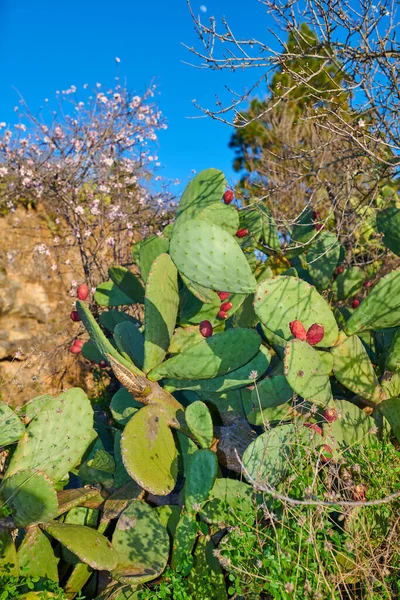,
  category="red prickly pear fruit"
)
[70,310,81,322]
[199,320,213,338]
[77,283,89,300]
[352,298,360,309]
[304,422,323,436]
[217,291,230,301]
[306,323,324,346]
[223,190,234,205]
[99,360,108,369]
[217,310,229,320]
[74,339,84,348]
[289,320,307,341]
[320,444,333,463]
[352,484,367,502]
[236,228,249,238]
[323,407,337,423]
[363,280,372,288]
[336,266,344,275]
[314,223,323,231]
[69,344,81,354]
[312,210,319,220]
[220,301,233,312]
